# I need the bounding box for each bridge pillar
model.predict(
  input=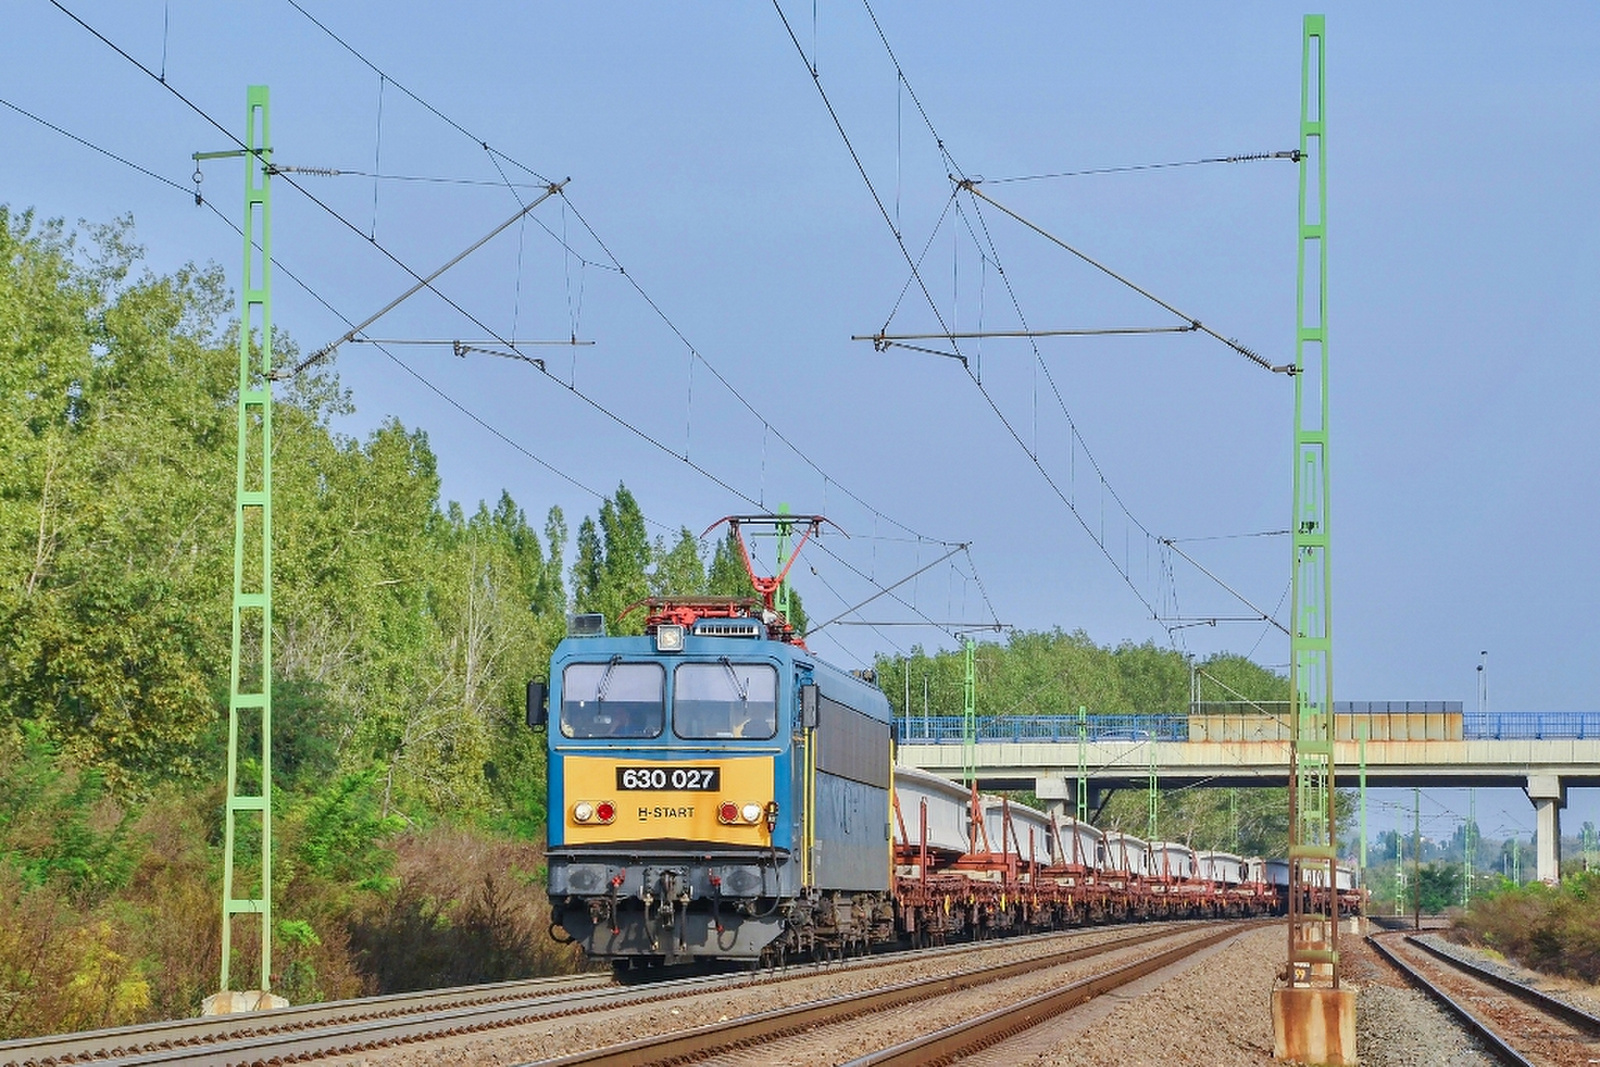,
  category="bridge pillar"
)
[1036,776,1073,820]
[1528,774,1565,883]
